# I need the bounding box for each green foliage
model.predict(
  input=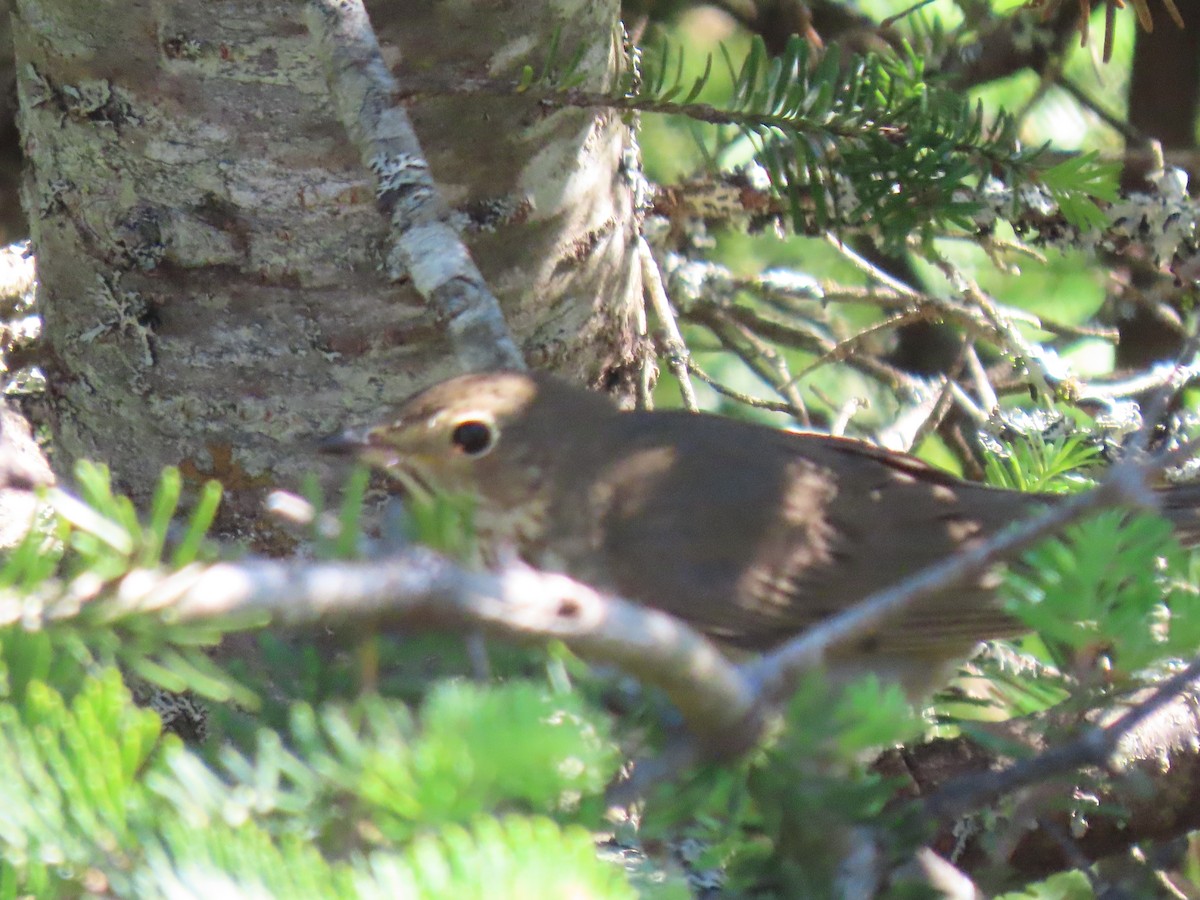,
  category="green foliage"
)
[0,462,650,896]
[152,683,625,897]
[5,5,1187,897]
[647,35,1031,241]
[329,464,371,559]
[949,641,1073,719]
[643,672,923,895]
[6,415,1193,896]
[981,427,1200,695]
[139,815,639,900]
[1039,151,1121,231]
[0,461,255,710]
[155,682,619,843]
[1006,511,1200,677]
[530,31,1119,246]
[136,821,359,898]
[0,459,221,584]
[516,25,593,93]
[0,668,162,894]
[354,816,641,900]
[401,490,481,563]
[61,461,219,573]
[997,870,1094,900]
[0,626,90,705]
[983,432,1103,494]
[0,459,663,895]
[277,684,619,842]
[301,465,479,563]
[0,638,639,898]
